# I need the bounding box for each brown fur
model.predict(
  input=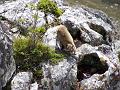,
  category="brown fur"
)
[57,25,76,53]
